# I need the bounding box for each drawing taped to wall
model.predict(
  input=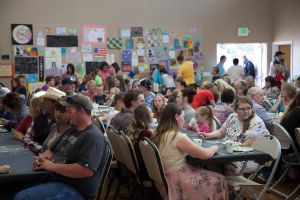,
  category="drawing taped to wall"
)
[82,25,106,45]
[15,57,38,74]
[46,35,78,47]
[11,24,33,45]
